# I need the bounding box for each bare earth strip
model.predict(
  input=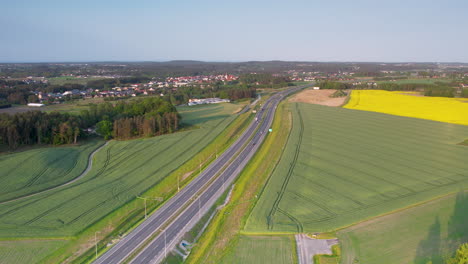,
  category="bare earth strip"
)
[289,89,346,107]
